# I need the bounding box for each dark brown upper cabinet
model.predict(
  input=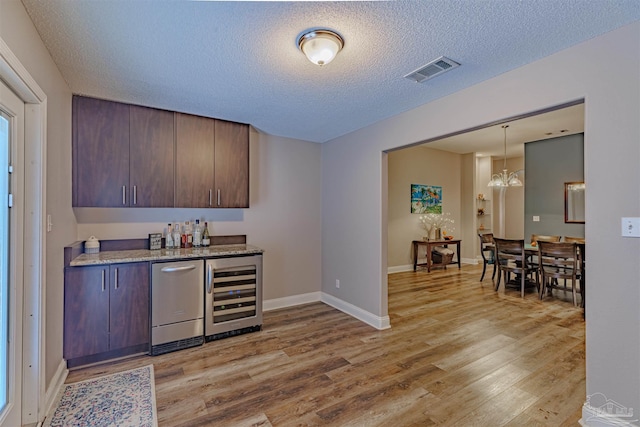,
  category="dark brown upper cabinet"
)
[175,114,250,208]
[73,96,130,207]
[215,120,249,208]
[129,105,175,207]
[175,112,215,208]
[73,95,249,208]
[73,96,175,207]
